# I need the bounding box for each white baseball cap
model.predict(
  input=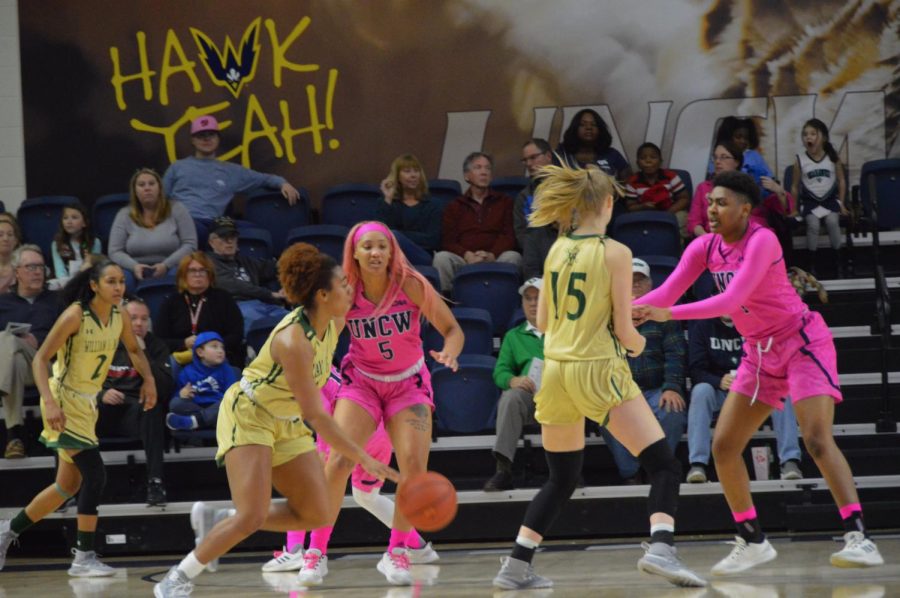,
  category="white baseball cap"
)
[518,277,543,295]
[632,258,651,279]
